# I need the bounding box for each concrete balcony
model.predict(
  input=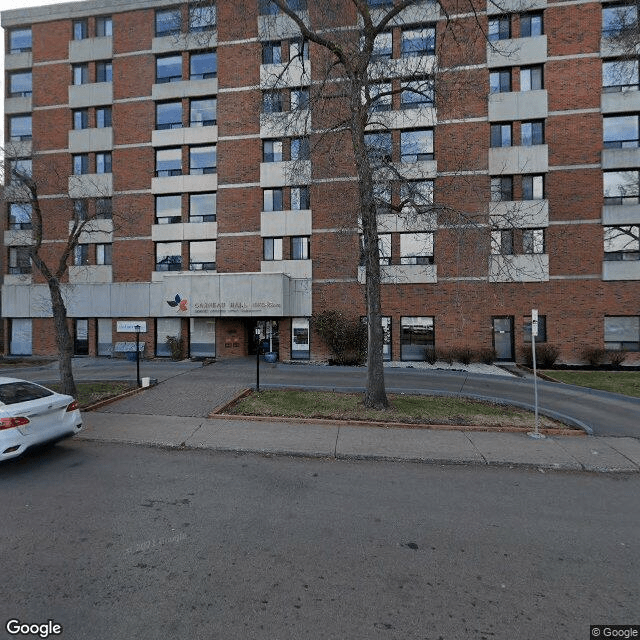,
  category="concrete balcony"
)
[4,229,34,246]
[377,160,437,181]
[602,260,640,280]
[68,173,113,198]
[487,35,547,68]
[152,78,217,101]
[489,144,548,174]
[487,0,546,14]
[258,11,310,40]
[260,160,311,187]
[601,147,640,170]
[261,259,312,279]
[377,212,437,233]
[152,221,218,242]
[358,263,437,284]
[260,110,310,137]
[151,173,217,194]
[488,89,547,121]
[69,82,113,108]
[69,127,113,153]
[5,51,32,71]
[69,36,112,62]
[365,107,436,132]
[489,253,549,282]
[69,265,113,284]
[4,140,32,158]
[602,203,640,226]
[5,96,32,114]
[260,59,311,89]
[261,210,312,236]
[152,125,218,147]
[152,31,217,54]
[368,54,437,82]
[70,218,113,244]
[489,200,549,228]
[602,90,640,114]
